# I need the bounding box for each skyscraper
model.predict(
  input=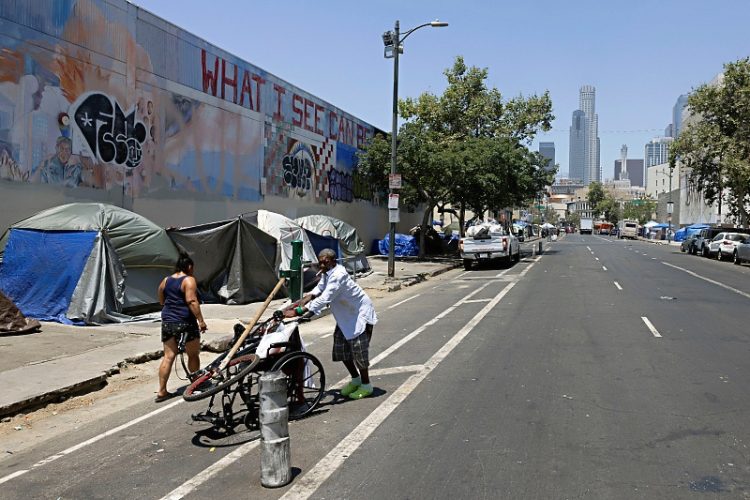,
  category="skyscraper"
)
[644,136,674,184]
[579,85,600,185]
[672,94,688,137]
[614,159,645,187]
[568,110,586,182]
[538,142,555,173]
